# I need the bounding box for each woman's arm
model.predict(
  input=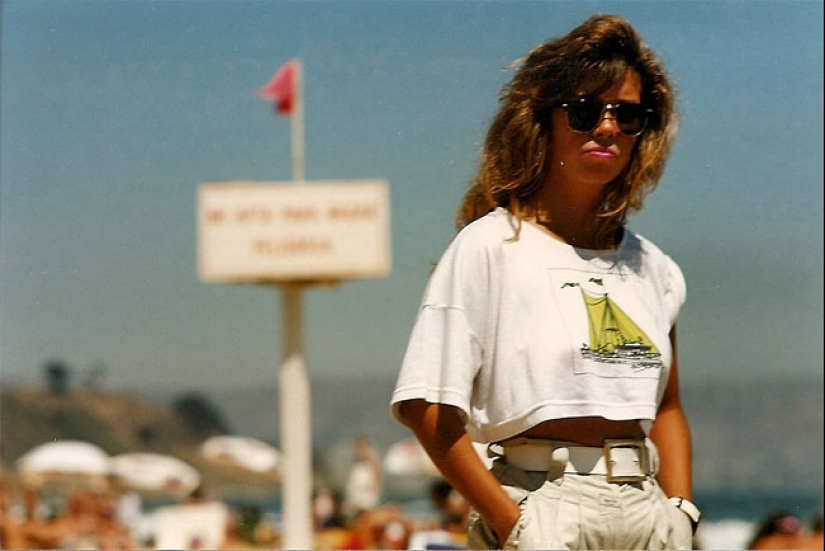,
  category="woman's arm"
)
[649,325,693,500]
[396,399,521,546]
